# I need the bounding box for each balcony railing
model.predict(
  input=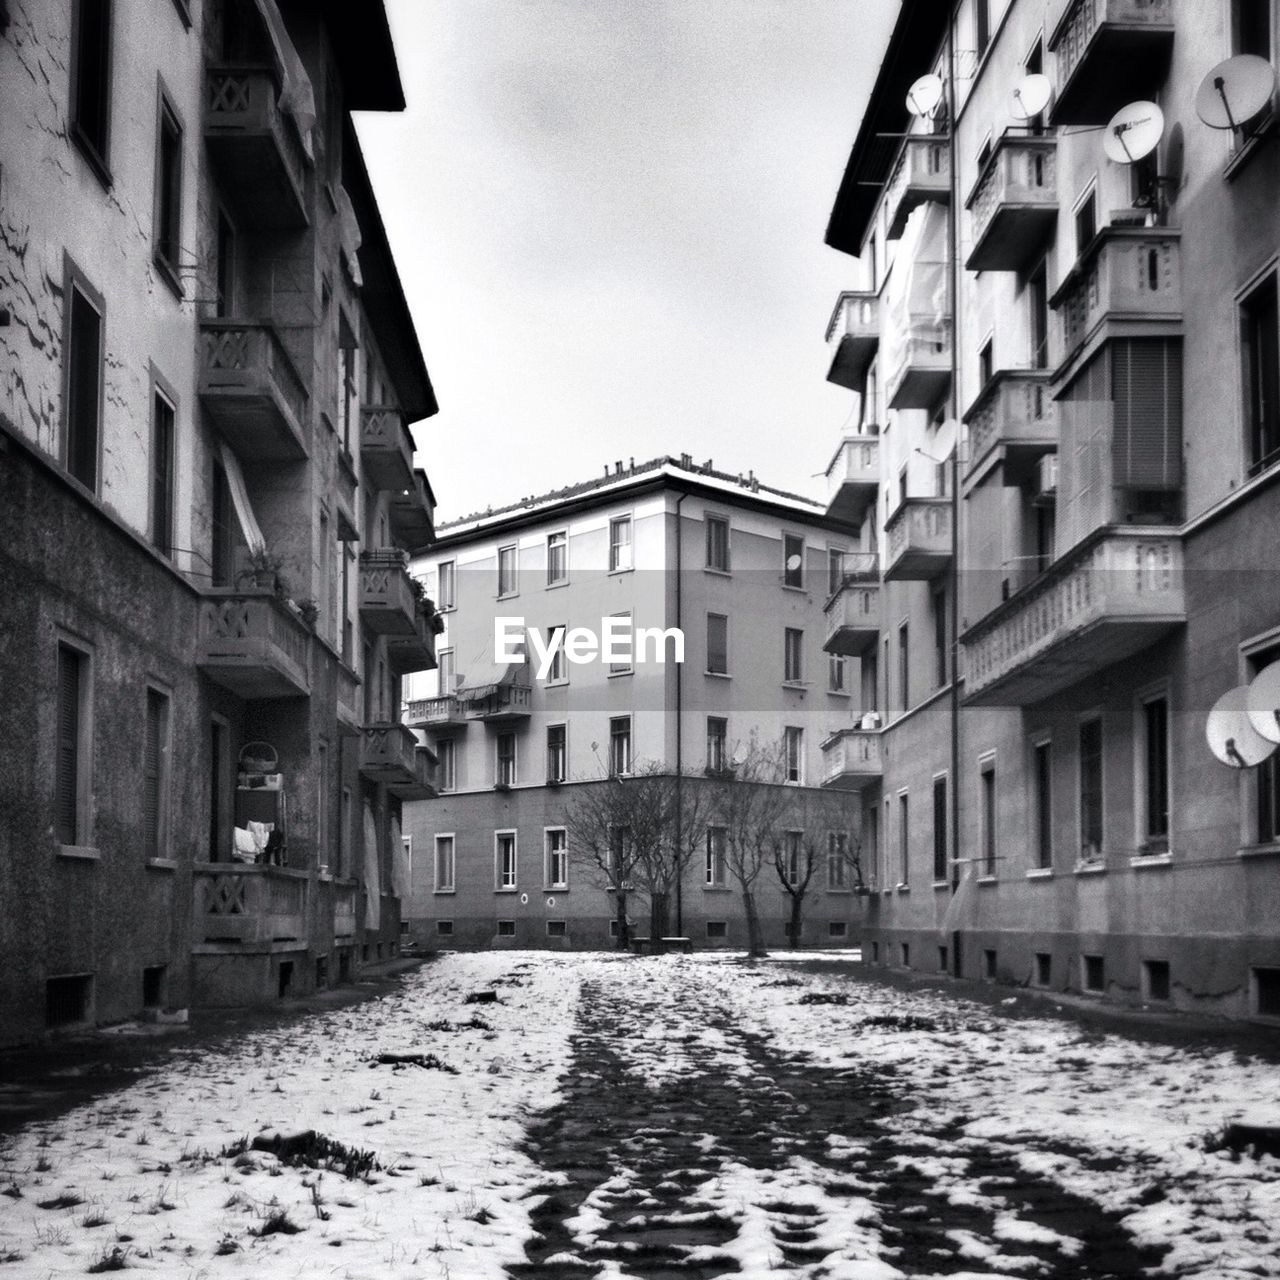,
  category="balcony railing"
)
[826,292,880,392]
[887,321,952,411]
[387,608,439,676]
[359,722,419,786]
[360,406,415,493]
[204,65,310,229]
[199,320,309,459]
[197,590,311,699]
[388,747,439,801]
[333,881,357,939]
[825,434,881,525]
[966,134,1058,273]
[962,528,1185,706]
[885,136,951,238]
[463,681,533,723]
[884,498,952,582]
[359,548,417,636]
[964,371,1057,484]
[193,863,308,945]
[823,579,881,657]
[1052,229,1182,373]
[1049,0,1174,125]
[390,468,435,550]
[821,729,883,791]
[406,695,467,729]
